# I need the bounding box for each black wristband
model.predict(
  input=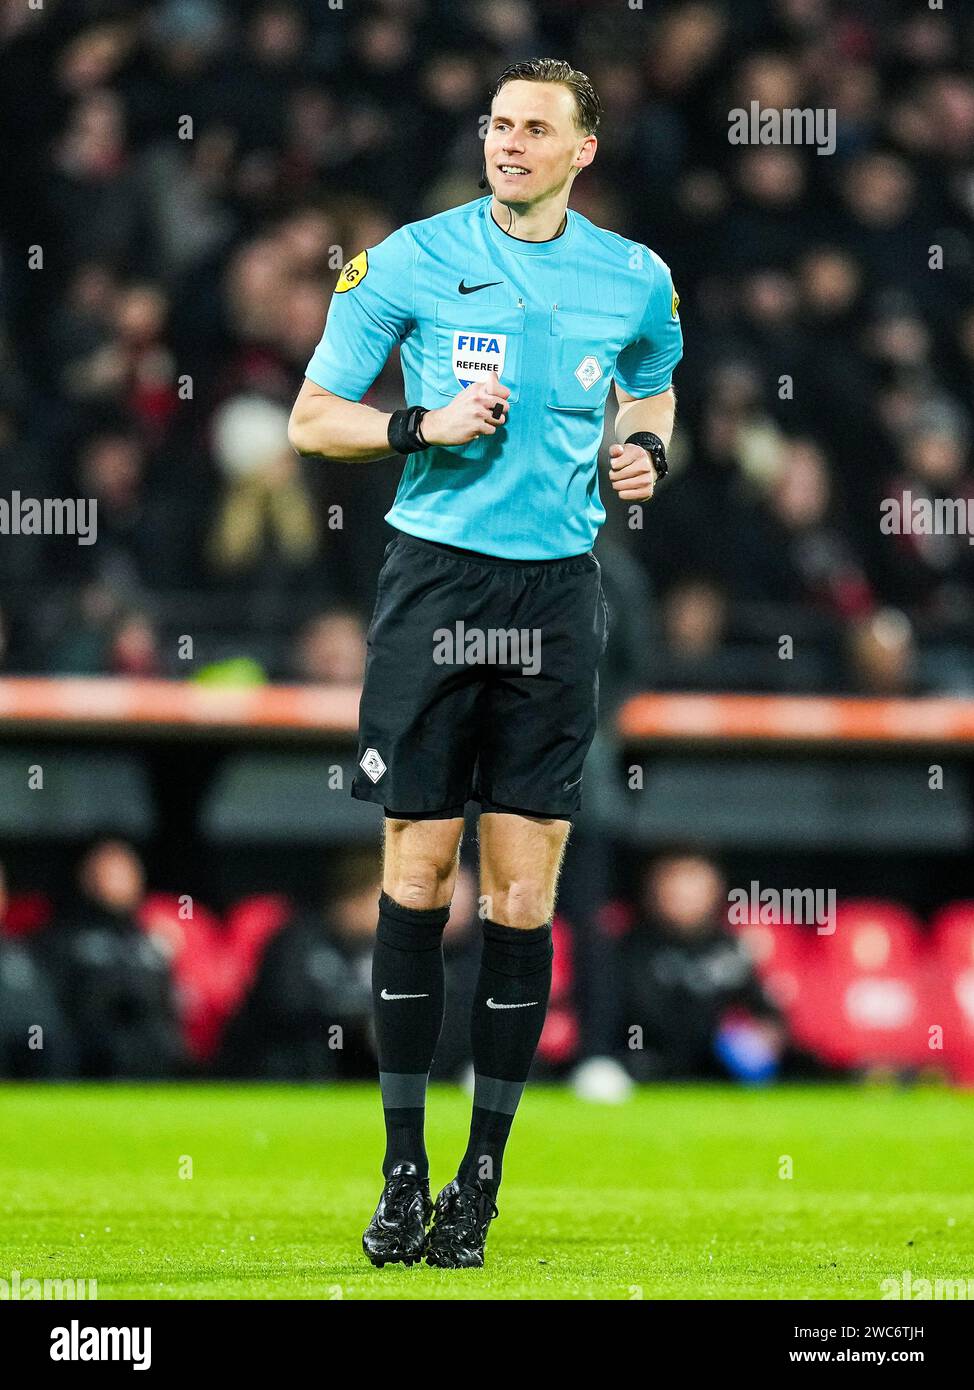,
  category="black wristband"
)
[625,430,668,481]
[388,406,429,455]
